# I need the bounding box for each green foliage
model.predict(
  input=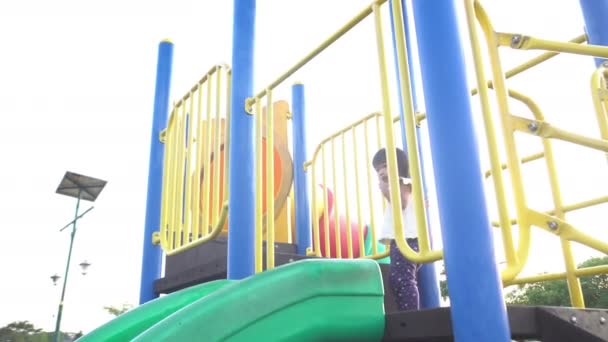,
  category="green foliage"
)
[506,279,571,306]
[0,321,82,342]
[0,321,50,342]
[103,303,133,317]
[438,264,448,300]
[440,256,608,308]
[3,321,42,335]
[506,256,608,308]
